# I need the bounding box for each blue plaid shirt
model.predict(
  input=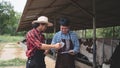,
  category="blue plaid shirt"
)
[51,31,80,54]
